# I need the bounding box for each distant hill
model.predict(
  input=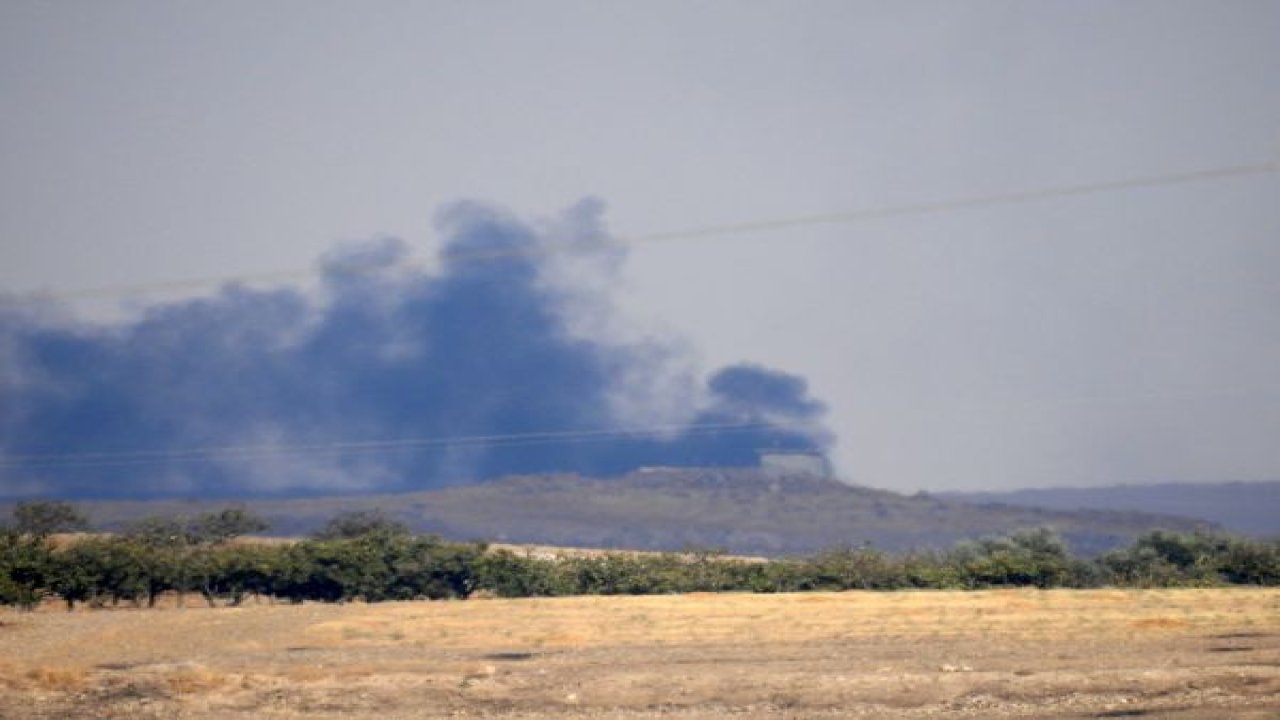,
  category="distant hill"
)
[940,481,1279,538]
[10,469,1217,557]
